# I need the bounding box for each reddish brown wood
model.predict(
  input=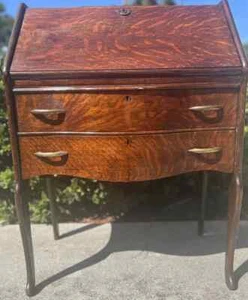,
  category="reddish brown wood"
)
[19,131,235,181]
[16,90,238,133]
[13,82,241,92]
[11,4,241,74]
[3,0,248,295]
[11,68,246,82]
[13,75,243,89]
